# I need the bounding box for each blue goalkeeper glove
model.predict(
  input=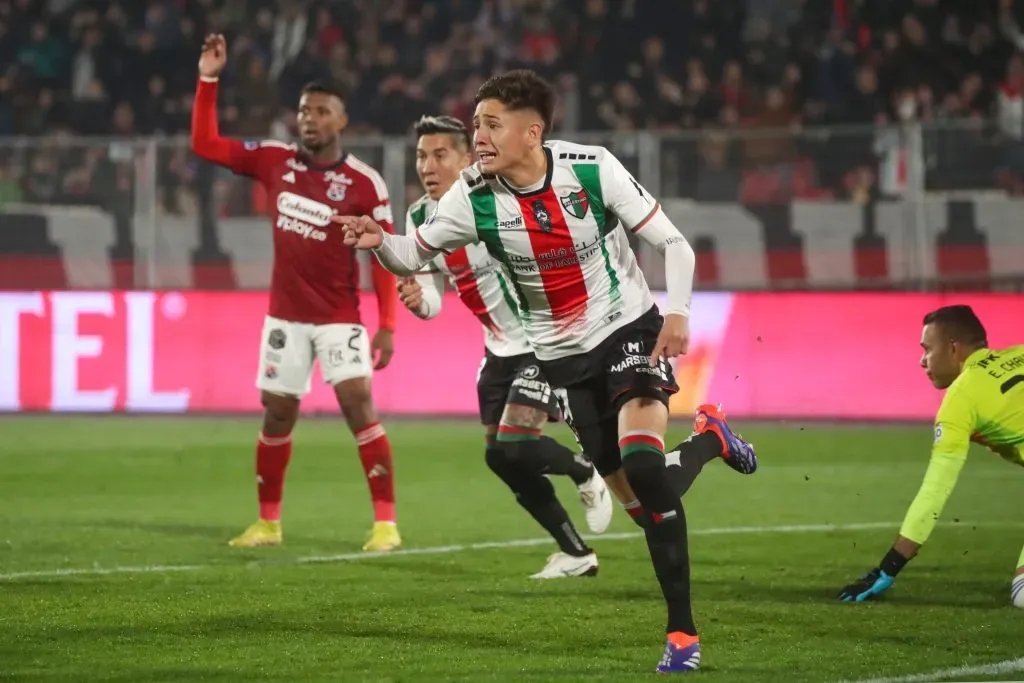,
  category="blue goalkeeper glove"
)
[837,567,895,602]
